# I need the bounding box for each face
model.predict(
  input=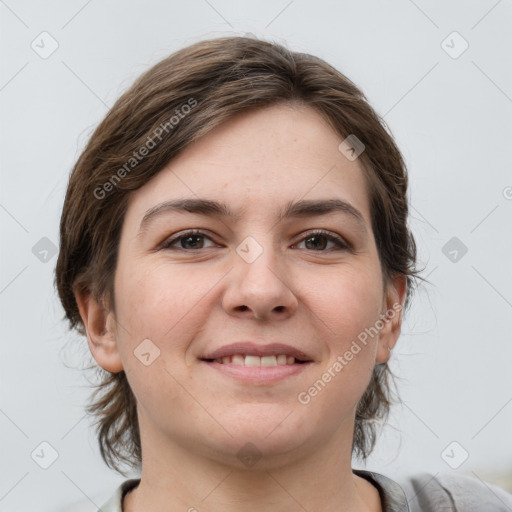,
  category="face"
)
[90,103,404,468]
